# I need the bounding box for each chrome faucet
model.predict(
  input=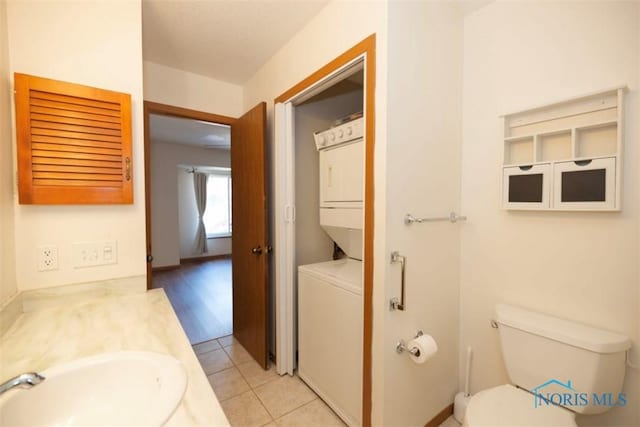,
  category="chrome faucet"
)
[0,372,46,395]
